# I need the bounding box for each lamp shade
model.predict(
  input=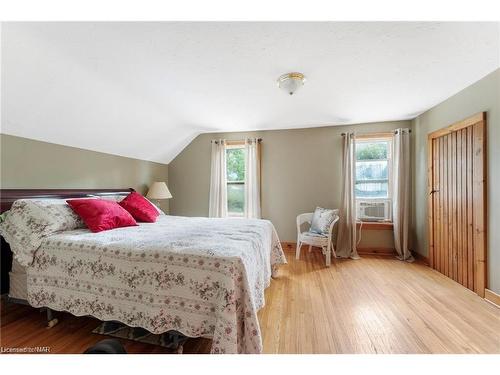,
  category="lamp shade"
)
[146,182,172,200]
[277,72,306,95]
